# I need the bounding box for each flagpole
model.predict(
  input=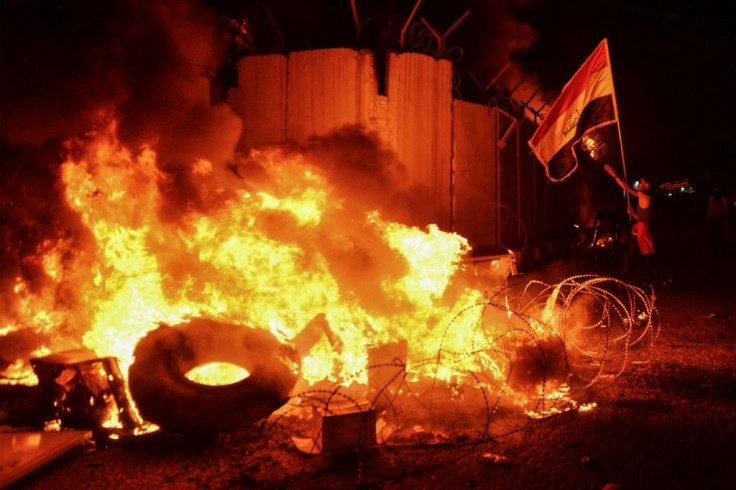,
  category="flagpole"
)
[602,39,632,214]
